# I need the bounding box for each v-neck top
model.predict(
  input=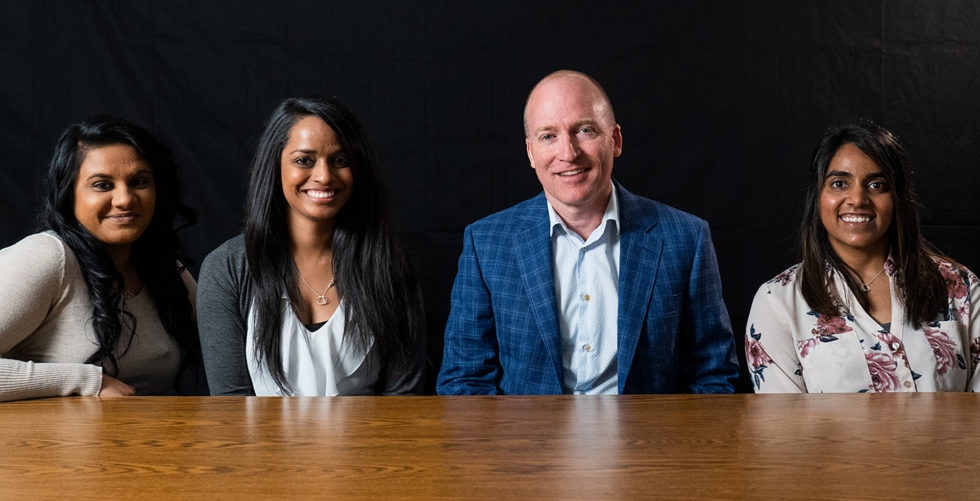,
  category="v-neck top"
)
[245,298,377,396]
[746,257,980,393]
